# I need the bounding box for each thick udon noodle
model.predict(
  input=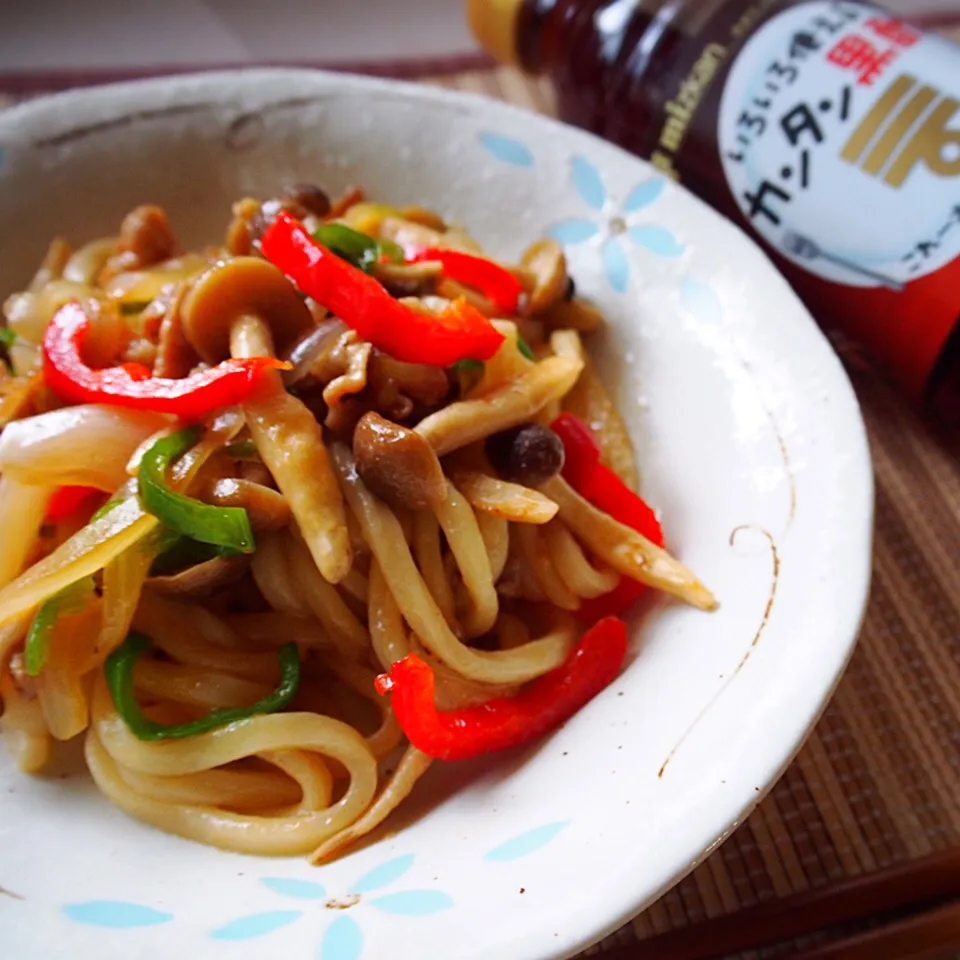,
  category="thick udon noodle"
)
[0,191,714,863]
